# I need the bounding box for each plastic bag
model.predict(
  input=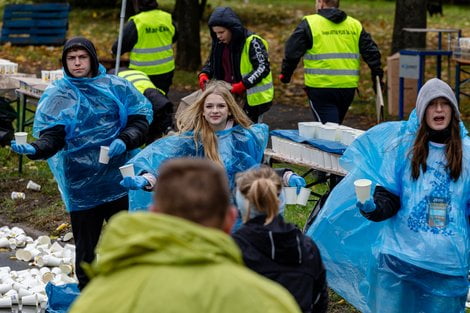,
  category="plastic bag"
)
[45,282,80,313]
